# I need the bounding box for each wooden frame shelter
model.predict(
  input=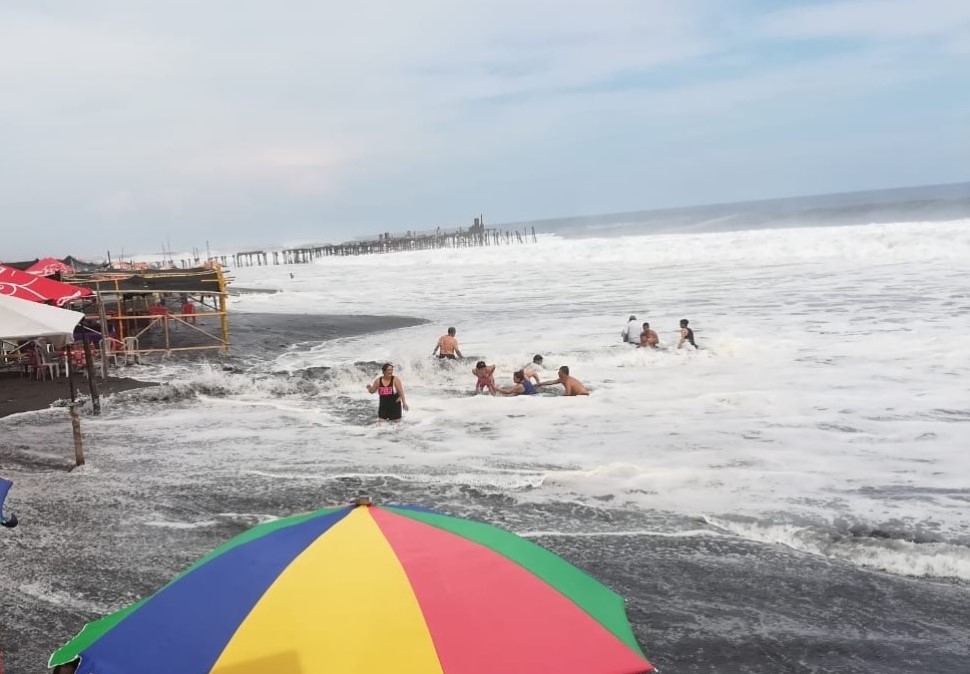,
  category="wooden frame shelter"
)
[62,266,231,360]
